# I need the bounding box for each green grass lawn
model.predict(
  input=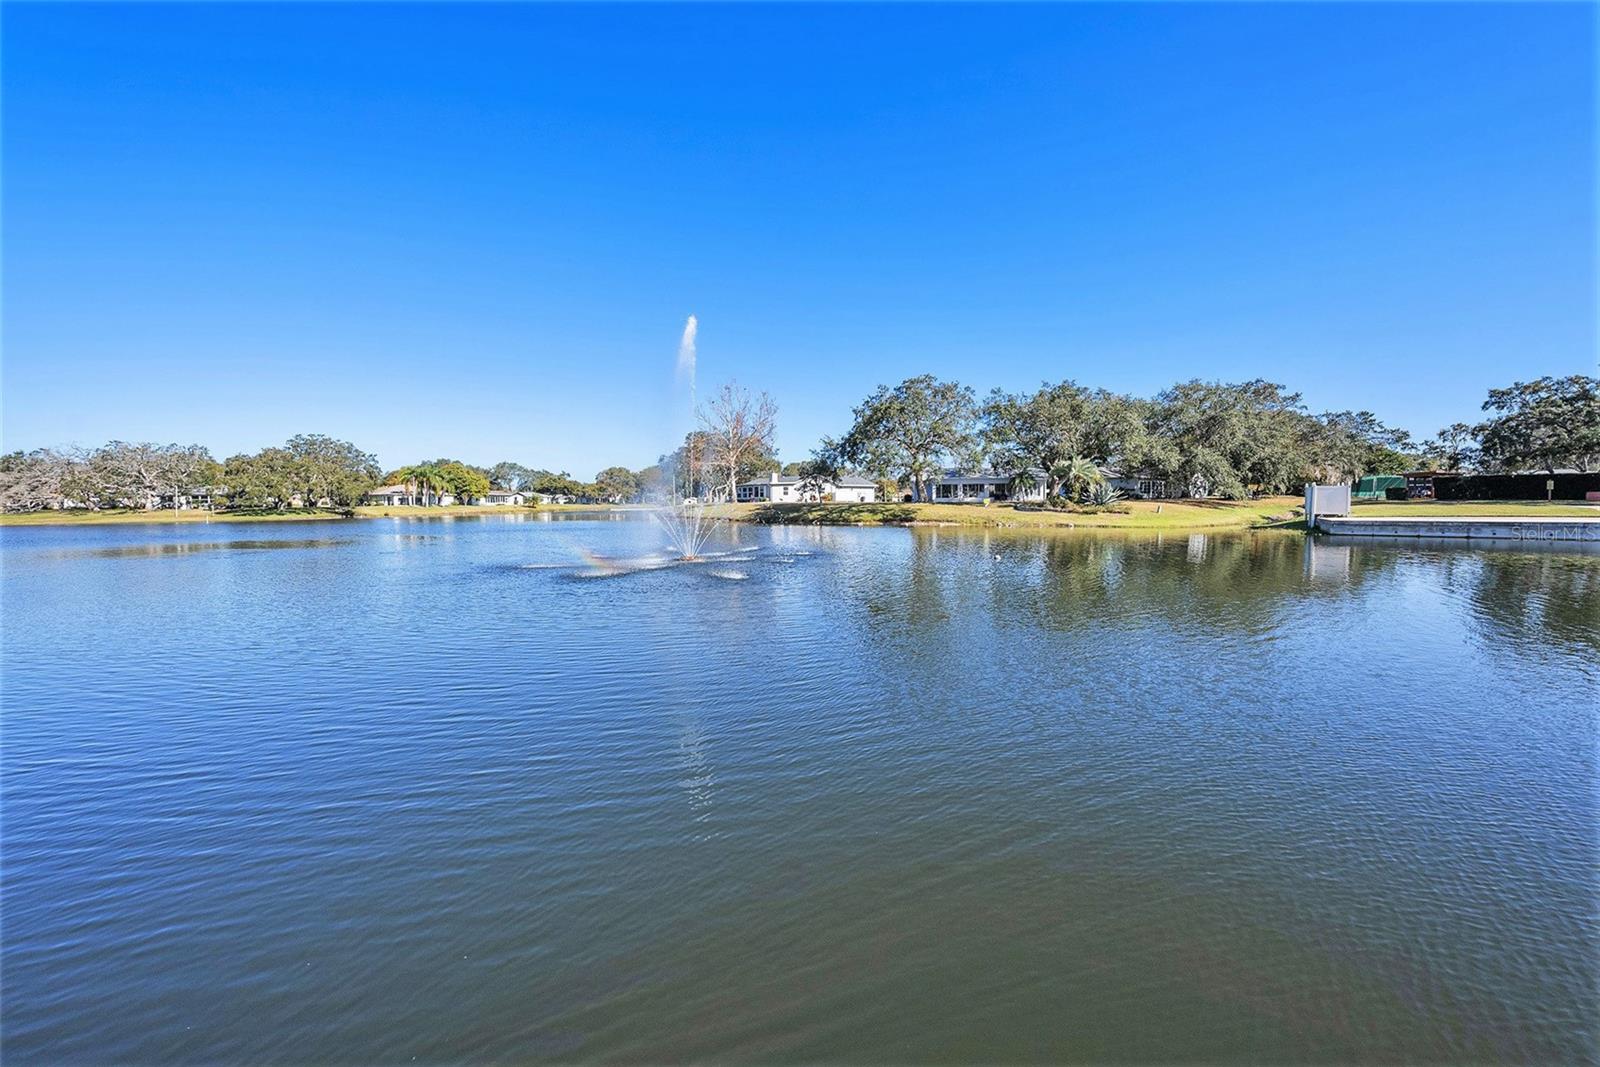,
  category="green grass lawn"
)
[1350,499,1600,518]
[12,497,1590,529]
[715,497,1306,530]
